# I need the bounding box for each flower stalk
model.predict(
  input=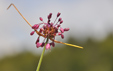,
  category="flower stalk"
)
[36,37,49,71]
